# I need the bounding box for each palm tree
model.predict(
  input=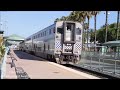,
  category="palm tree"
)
[83,22,88,47]
[69,11,85,22]
[84,11,92,50]
[116,11,120,40]
[69,11,87,50]
[54,18,60,23]
[91,11,100,51]
[54,16,69,22]
[60,16,67,21]
[81,11,87,50]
